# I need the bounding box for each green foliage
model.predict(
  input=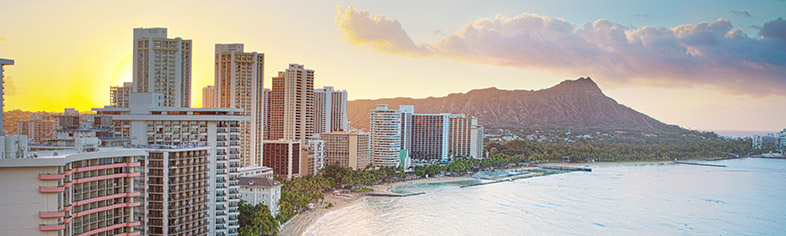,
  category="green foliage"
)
[239,200,278,236]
